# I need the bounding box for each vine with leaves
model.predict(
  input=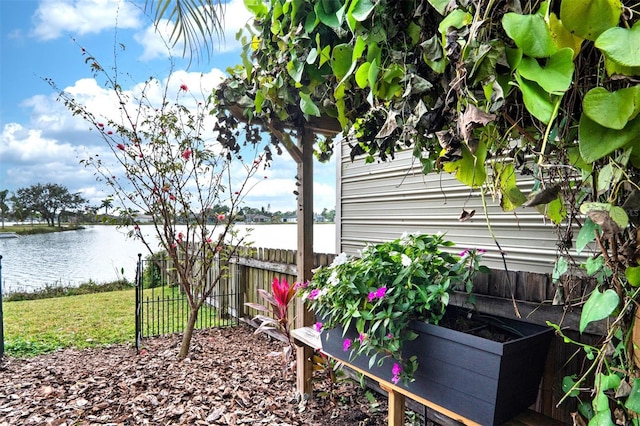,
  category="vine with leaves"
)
[213,0,640,423]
